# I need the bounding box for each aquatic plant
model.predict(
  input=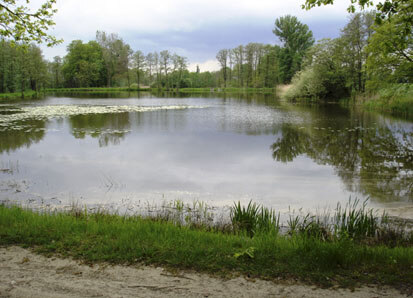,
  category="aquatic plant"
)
[230,201,280,237]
